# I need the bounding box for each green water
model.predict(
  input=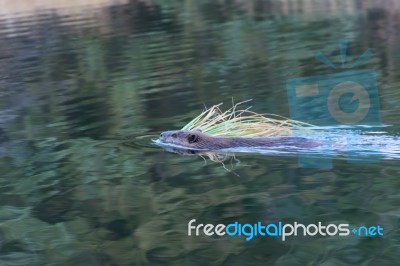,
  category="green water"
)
[0,1,400,265]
